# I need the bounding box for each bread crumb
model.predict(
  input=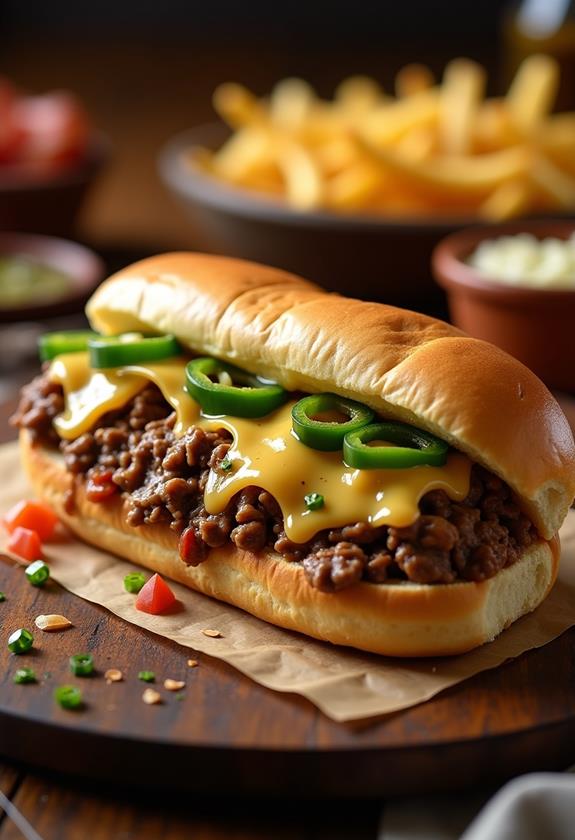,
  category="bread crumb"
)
[187,659,198,668]
[164,679,185,691]
[35,614,73,632]
[105,669,123,684]
[142,688,162,705]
